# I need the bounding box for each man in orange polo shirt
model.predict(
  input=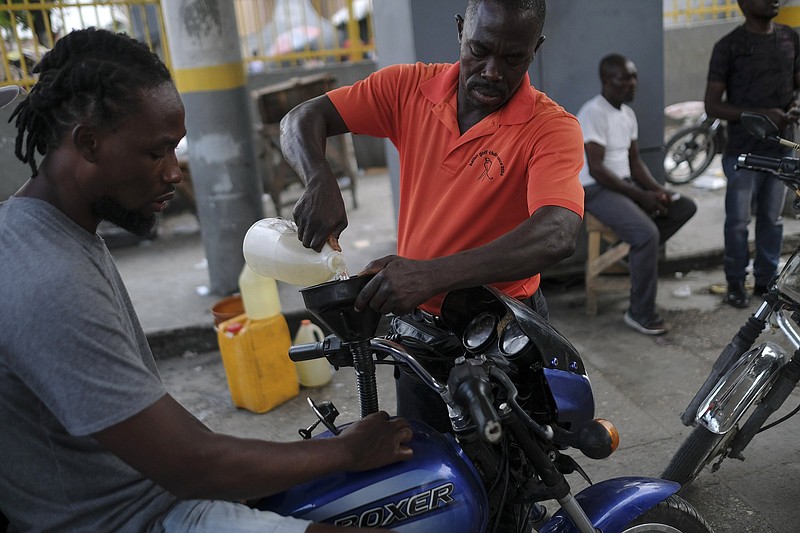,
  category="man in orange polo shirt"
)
[280,0,584,431]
